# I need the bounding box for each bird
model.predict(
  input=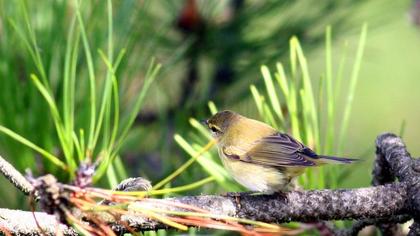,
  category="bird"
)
[203,110,357,193]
